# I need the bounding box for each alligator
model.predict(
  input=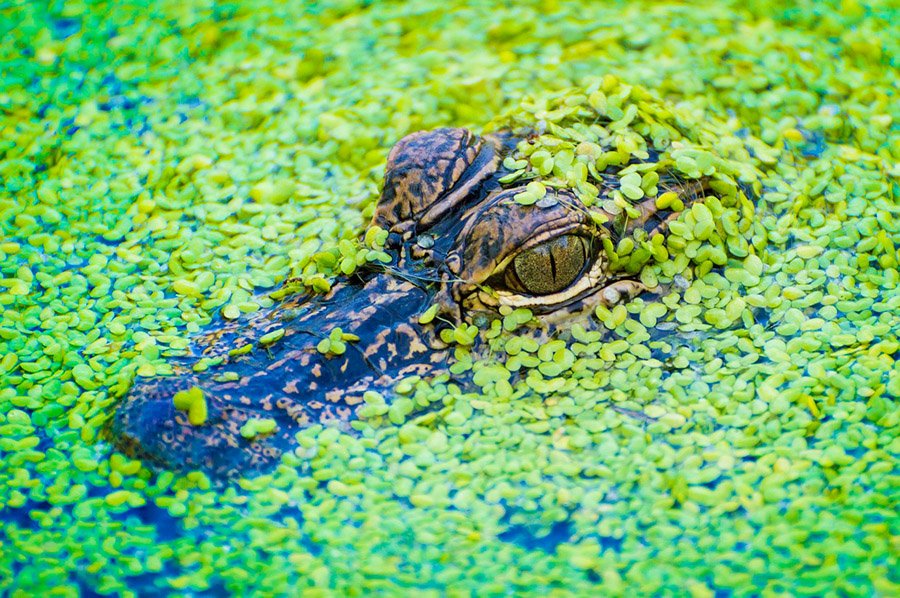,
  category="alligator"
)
[110,87,756,479]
